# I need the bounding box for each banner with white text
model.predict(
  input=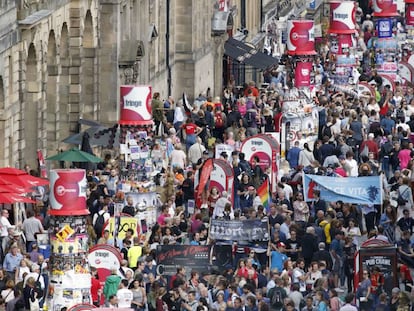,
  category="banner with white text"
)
[303,174,382,204]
